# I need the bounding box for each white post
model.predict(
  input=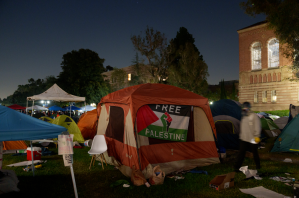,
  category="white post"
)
[31,100,35,117]
[70,104,72,117]
[30,141,35,176]
[70,165,78,198]
[26,100,28,115]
